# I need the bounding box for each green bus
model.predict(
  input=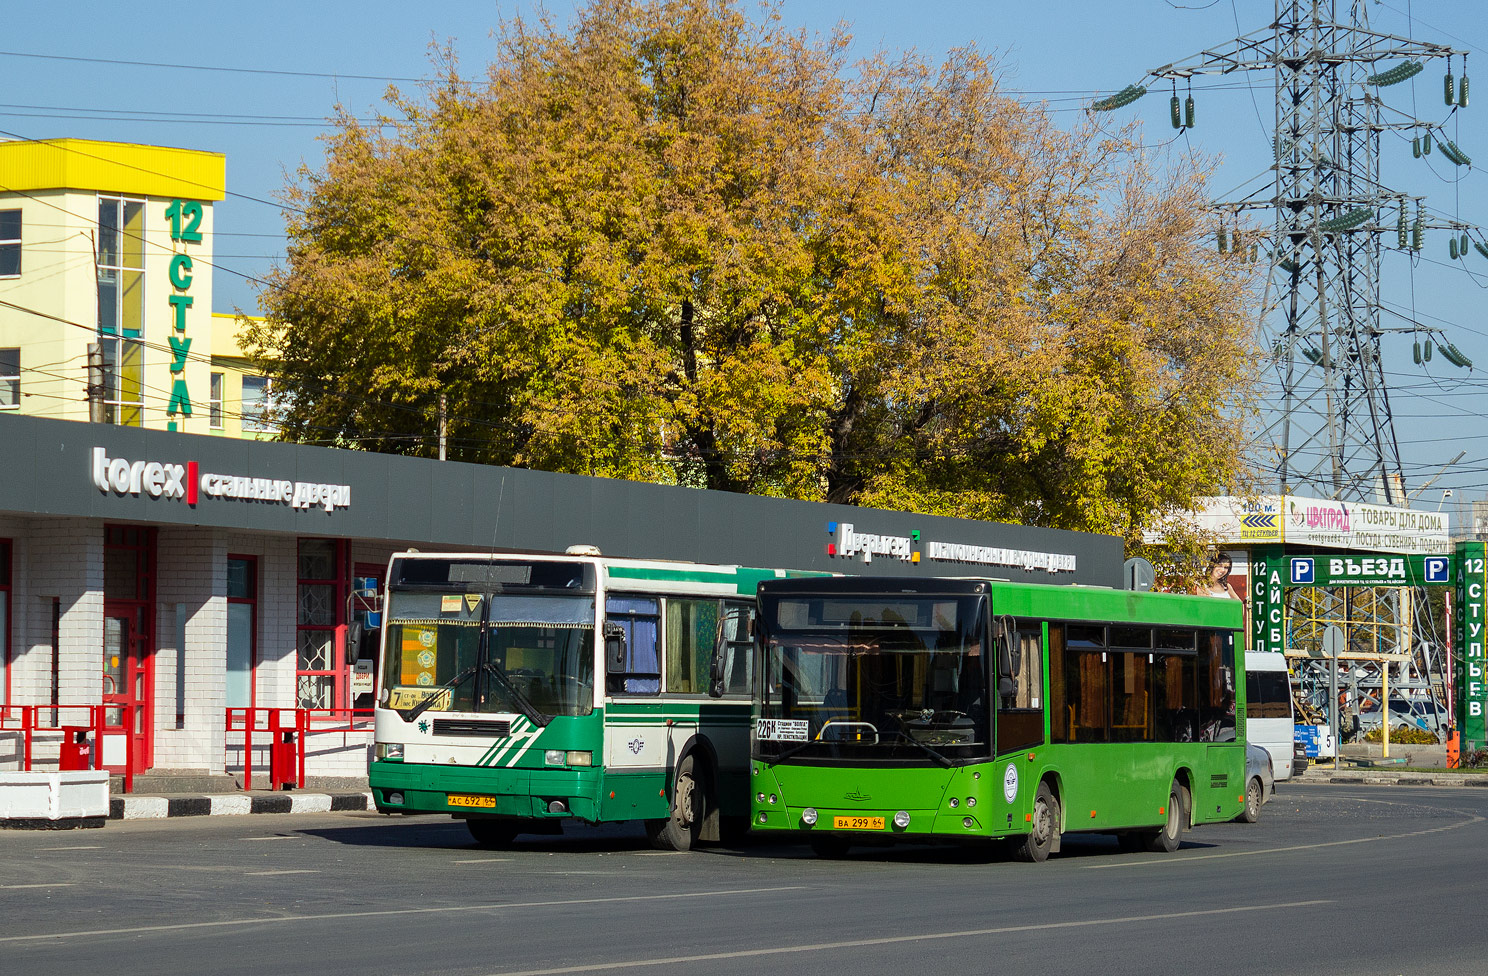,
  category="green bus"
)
[730,576,1246,860]
[369,548,815,850]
